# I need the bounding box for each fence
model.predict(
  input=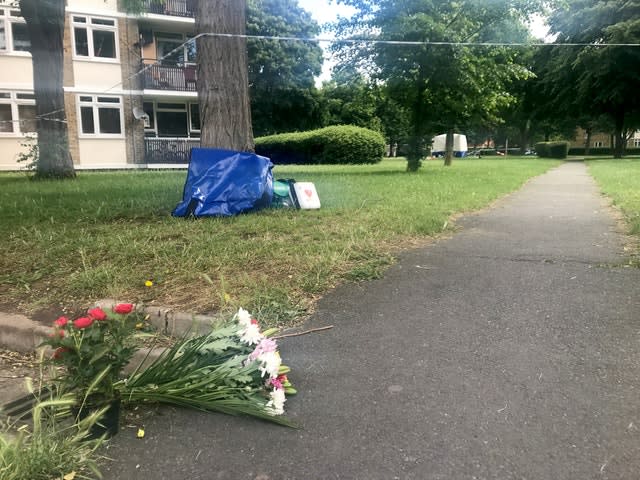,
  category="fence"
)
[145,138,199,164]
[144,0,194,17]
[142,61,197,92]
